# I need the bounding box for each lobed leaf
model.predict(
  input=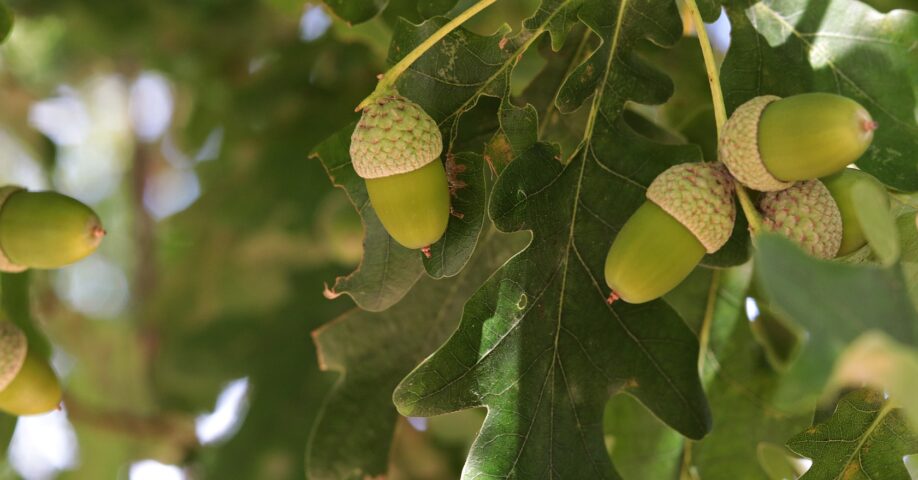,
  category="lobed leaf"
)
[787,388,918,479]
[307,228,528,479]
[753,234,918,411]
[721,0,918,190]
[689,266,811,479]
[313,127,425,312]
[392,0,715,477]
